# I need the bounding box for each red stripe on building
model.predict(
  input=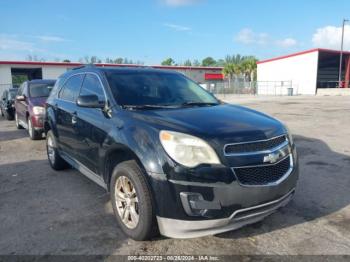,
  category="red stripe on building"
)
[205,73,224,80]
